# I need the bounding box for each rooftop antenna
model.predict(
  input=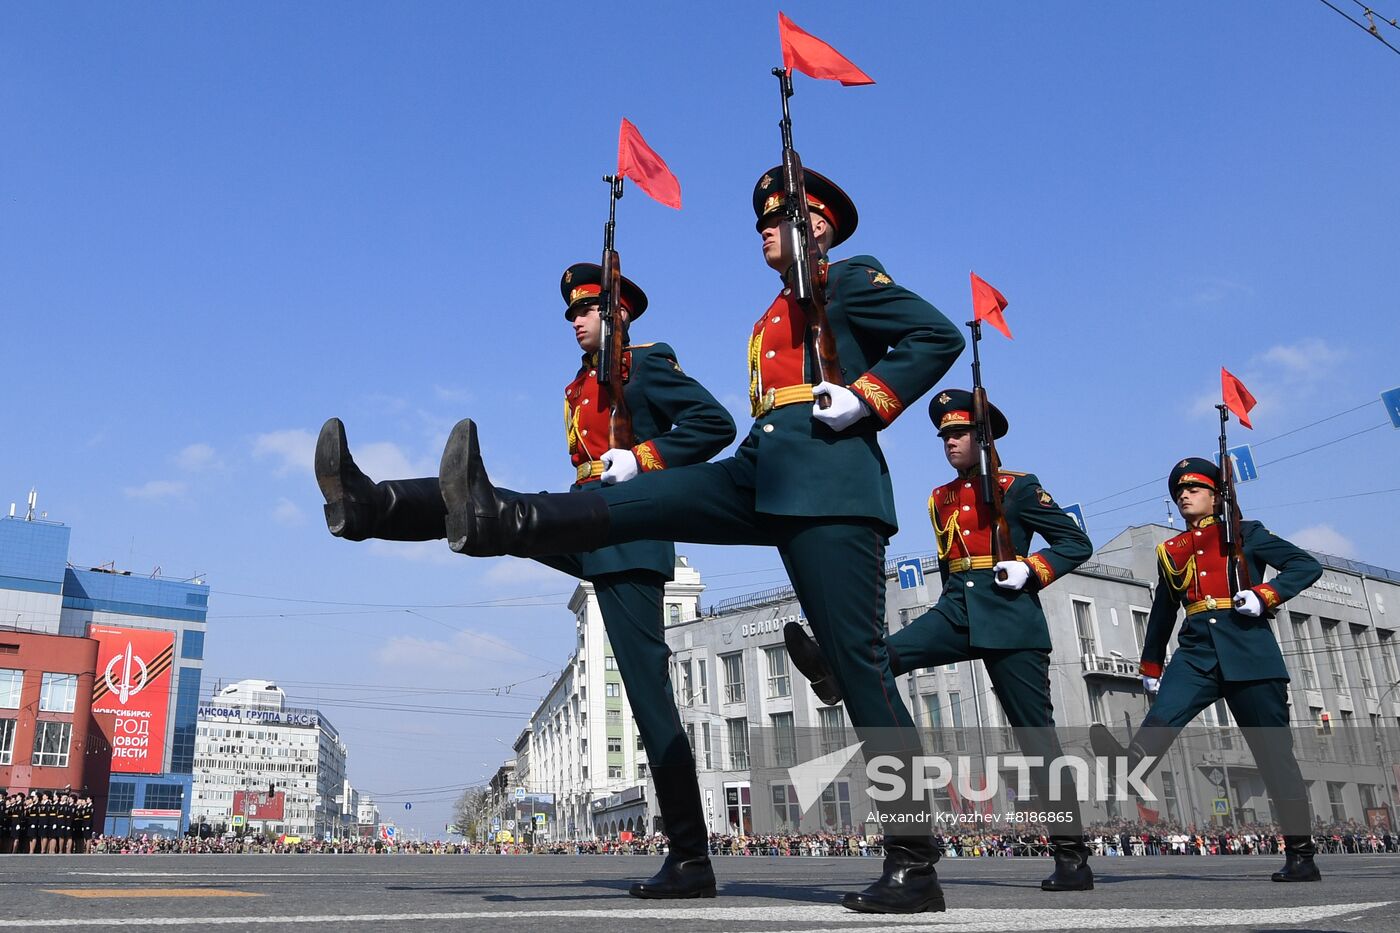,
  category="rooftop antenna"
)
[25,488,37,521]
